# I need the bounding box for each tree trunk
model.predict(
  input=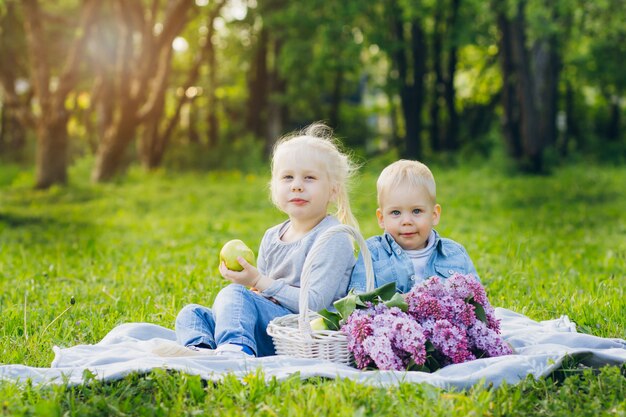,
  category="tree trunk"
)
[138,46,172,169]
[206,17,219,150]
[92,110,138,182]
[266,38,287,155]
[606,98,620,142]
[188,100,200,144]
[497,11,524,159]
[139,94,167,170]
[246,28,269,139]
[388,0,426,160]
[430,3,444,152]
[22,0,100,188]
[387,87,400,151]
[443,45,459,152]
[497,1,562,173]
[510,4,542,171]
[138,1,226,168]
[0,99,28,160]
[532,37,559,151]
[403,20,427,160]
[328,68,344,130]
[443,0,460,151]
[498,2,542,171]
[35,114,69,188]
[0,2,28,160]
[560,81,575,156]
